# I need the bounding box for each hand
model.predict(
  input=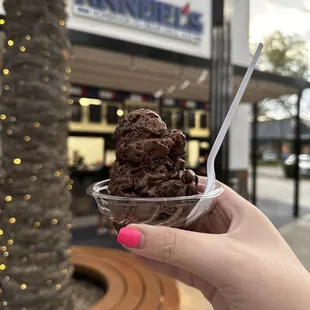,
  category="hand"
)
[116,177,310,310]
